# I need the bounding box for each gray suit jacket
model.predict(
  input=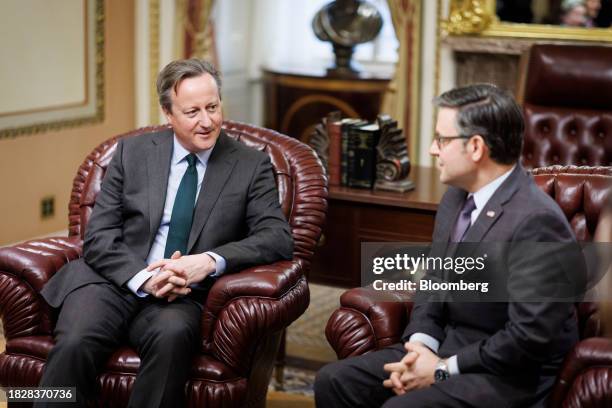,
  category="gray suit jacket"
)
[42,128,293,307]
[402,165,582,407]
